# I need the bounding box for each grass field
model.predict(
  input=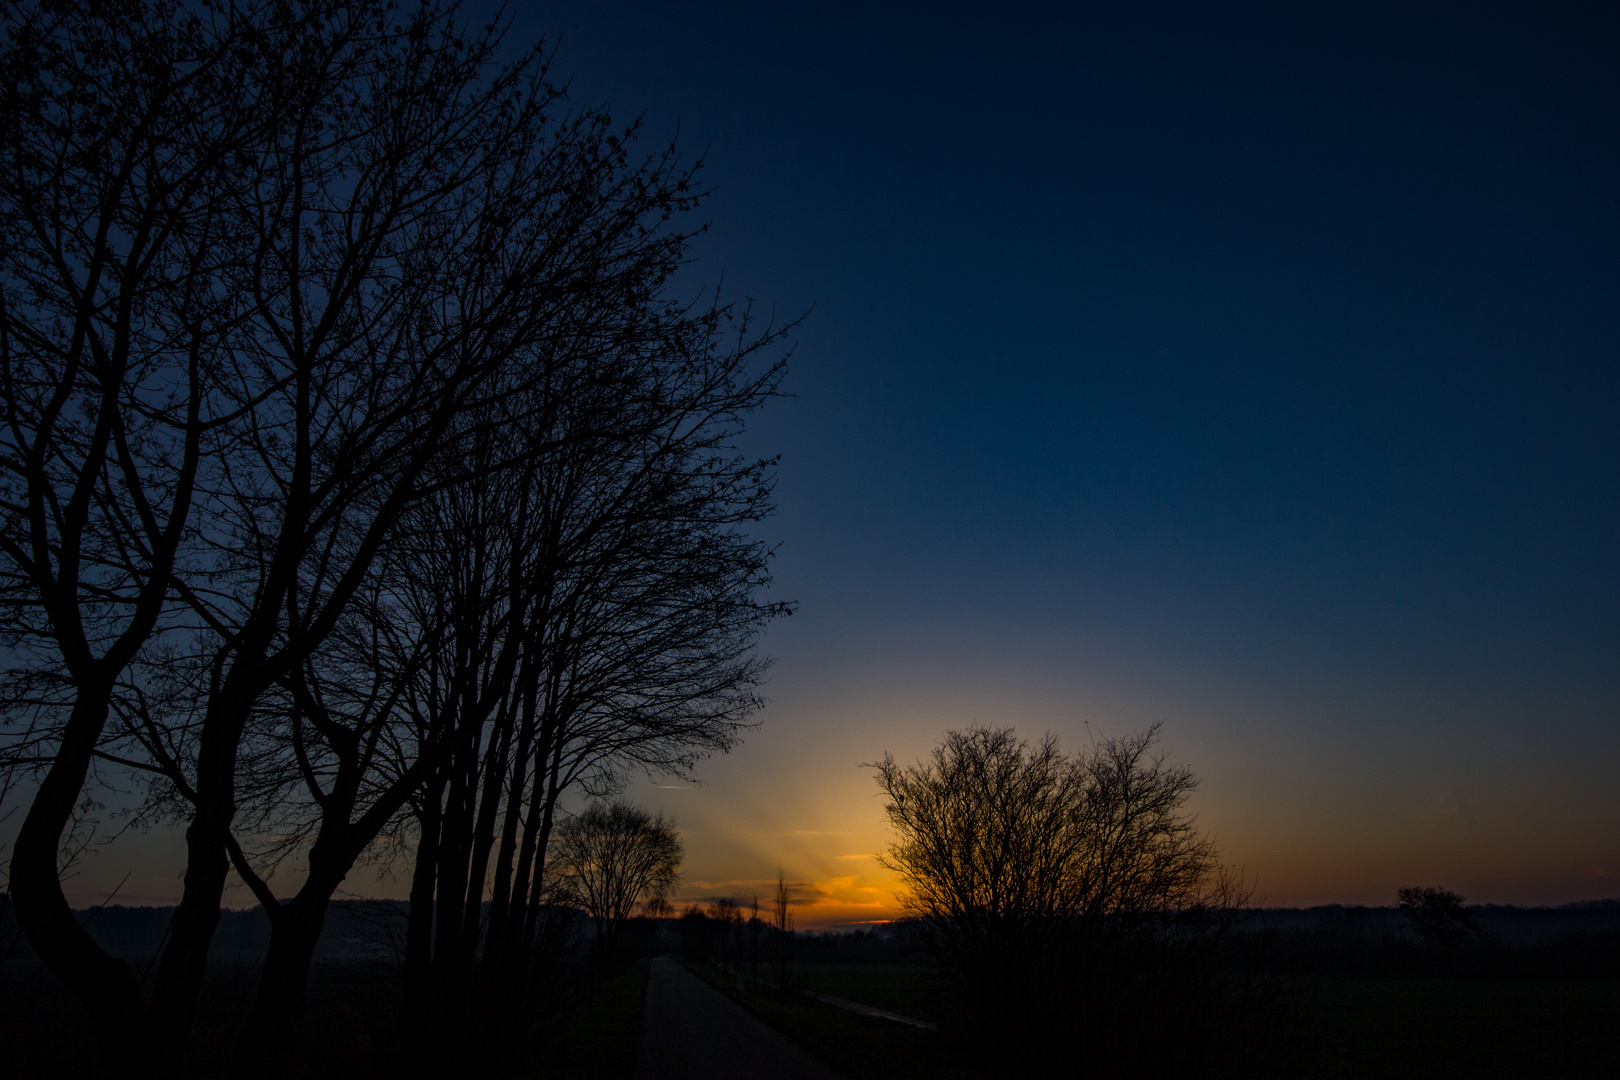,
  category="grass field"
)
[7,951,1611,1078]
[790,962,944,1022]
[688,961,1620,1080]
[1301,975,1620,1080]
[526,959,652,1080]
